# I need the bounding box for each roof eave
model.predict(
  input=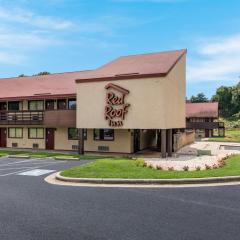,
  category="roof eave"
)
[75,49,187,84]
